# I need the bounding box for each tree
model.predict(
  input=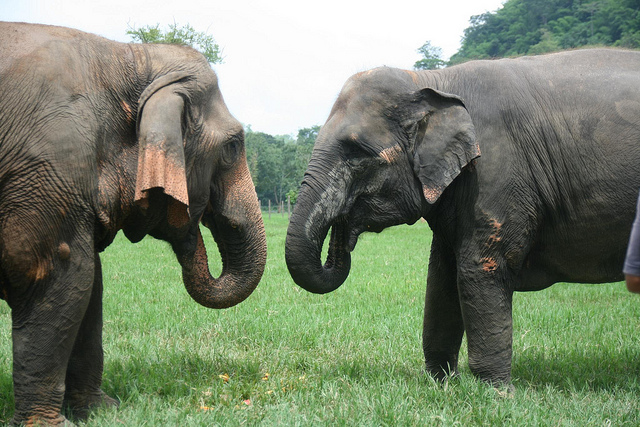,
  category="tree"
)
[286,126,319,202]
[449,0,640,65]
[296,126,320,146]
[528,28,562,54]
[127,23,223,64]
[244,126,319,206]
[414,41,446,70]
[245,130,281,203]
